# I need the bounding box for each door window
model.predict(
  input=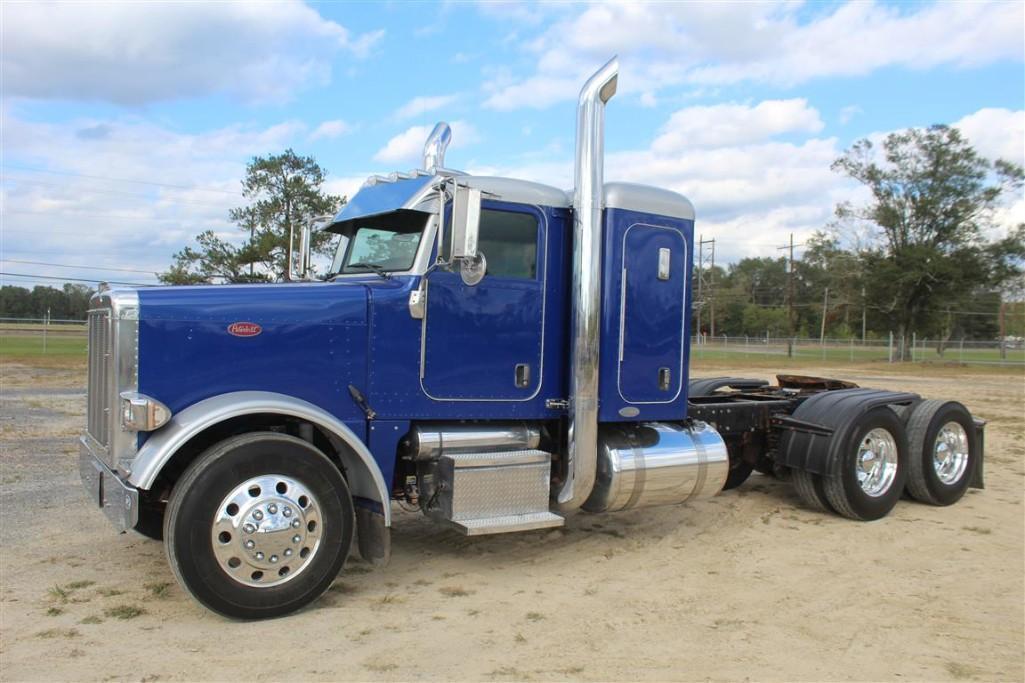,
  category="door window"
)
[442,207,539,279]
